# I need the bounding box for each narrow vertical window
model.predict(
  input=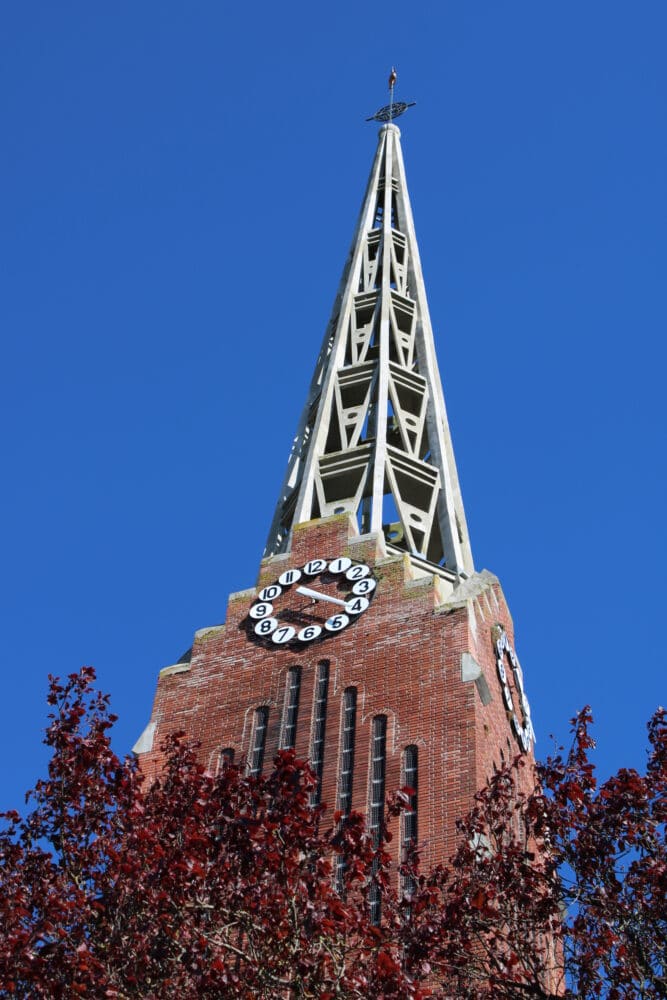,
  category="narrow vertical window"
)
[402,745,418,846]
[248,707,269,777]
[281,667,301,750]
[335,687,357,890]
[368,714,387,923]
[338,687,357,815]
[219,747,235,771]
[369,715,387,840]
[402,745,418,897]
[310,661,330,805]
